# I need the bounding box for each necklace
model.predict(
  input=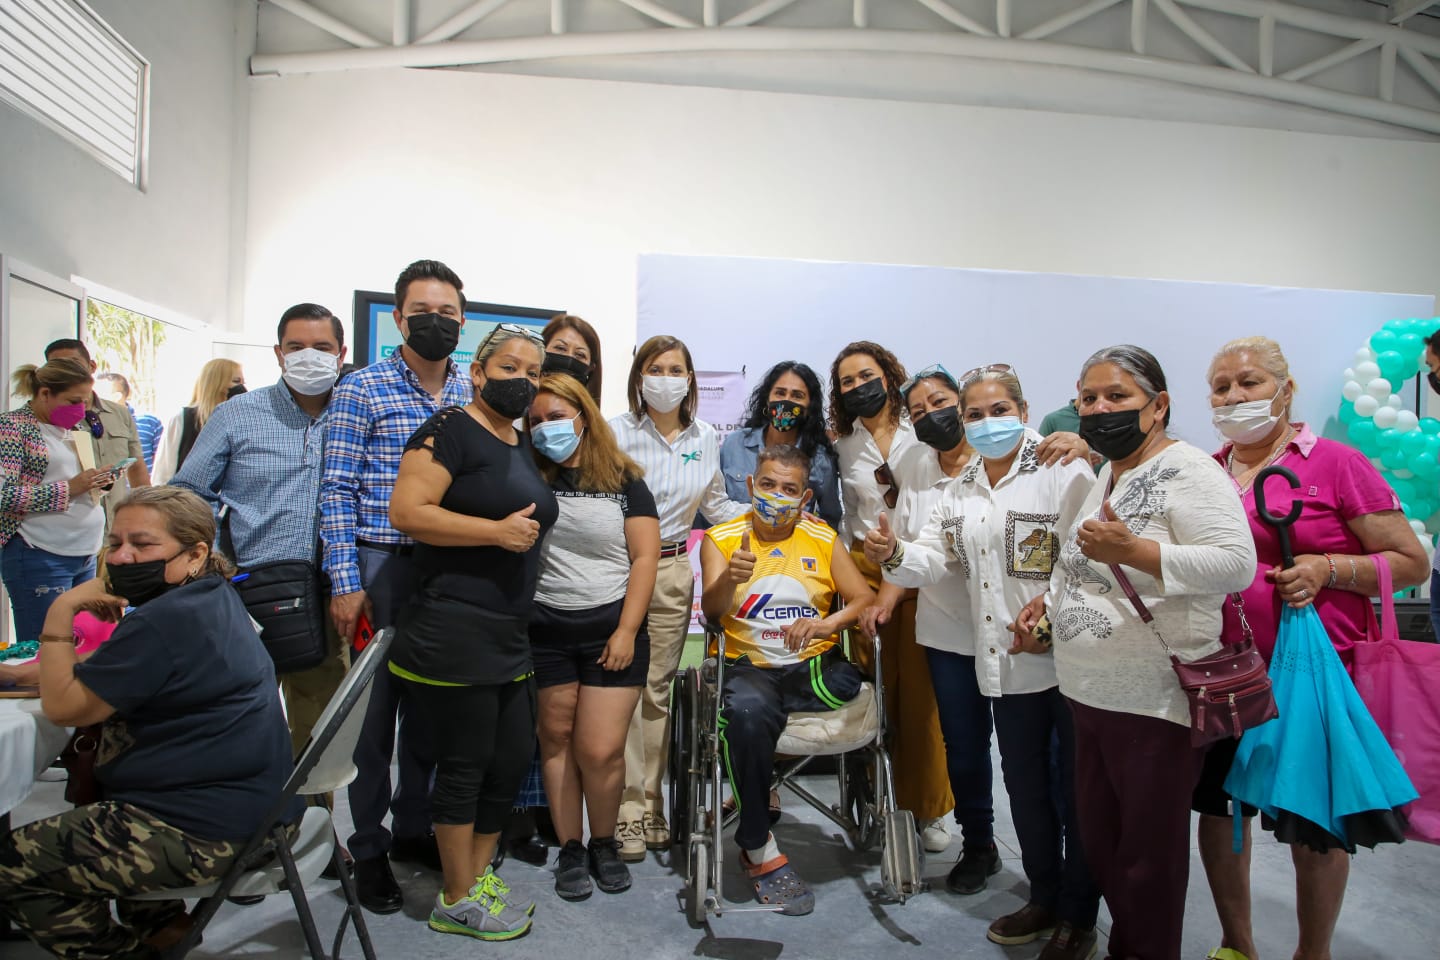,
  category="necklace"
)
[1227,426,1295,494]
